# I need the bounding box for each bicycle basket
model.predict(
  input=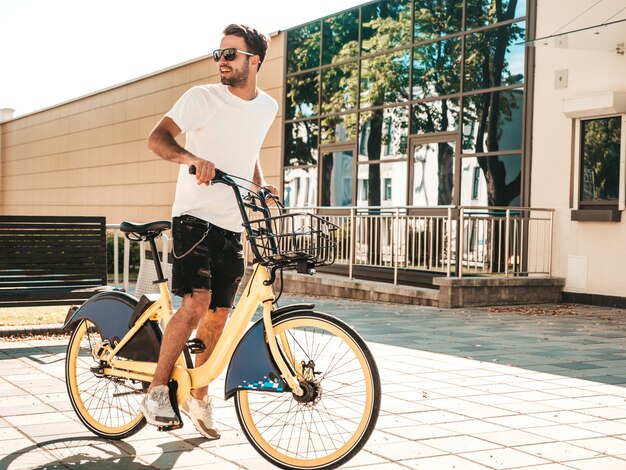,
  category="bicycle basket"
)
[246,213,338,267]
